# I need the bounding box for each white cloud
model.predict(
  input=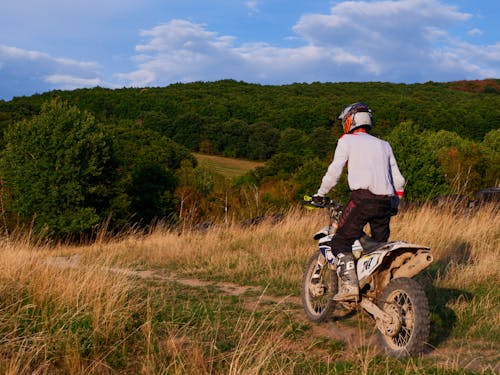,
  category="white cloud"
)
[291,0,475,81]
[116,19,244,85]
[0,45,100,71]
[0,45,105,98]
[245,1,260,15]
[468,28,483,37]
[119,0,499,87]
[2,0,499,100]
